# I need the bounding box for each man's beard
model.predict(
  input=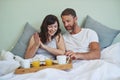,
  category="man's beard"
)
[67,23,75,33]
[67,29,72,33]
